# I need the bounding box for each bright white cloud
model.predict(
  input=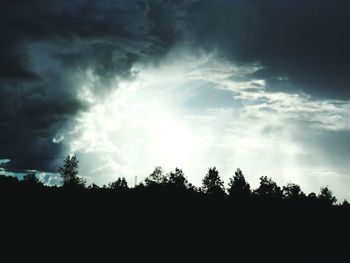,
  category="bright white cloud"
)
[59,50,350,200]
